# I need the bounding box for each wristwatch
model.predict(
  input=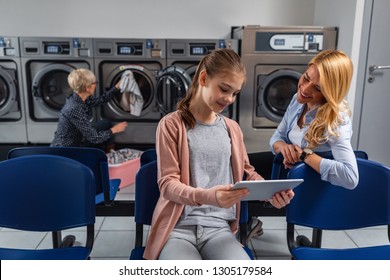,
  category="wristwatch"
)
[300,148,313,161]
